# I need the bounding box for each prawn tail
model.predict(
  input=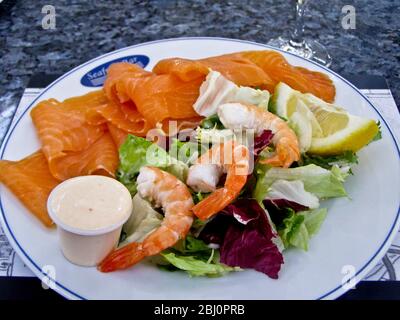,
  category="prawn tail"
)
[192,188,236,220]
[259,155,284,167]
[259,142,299,168]
[142,221,191,256]
[98,242,145,273]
